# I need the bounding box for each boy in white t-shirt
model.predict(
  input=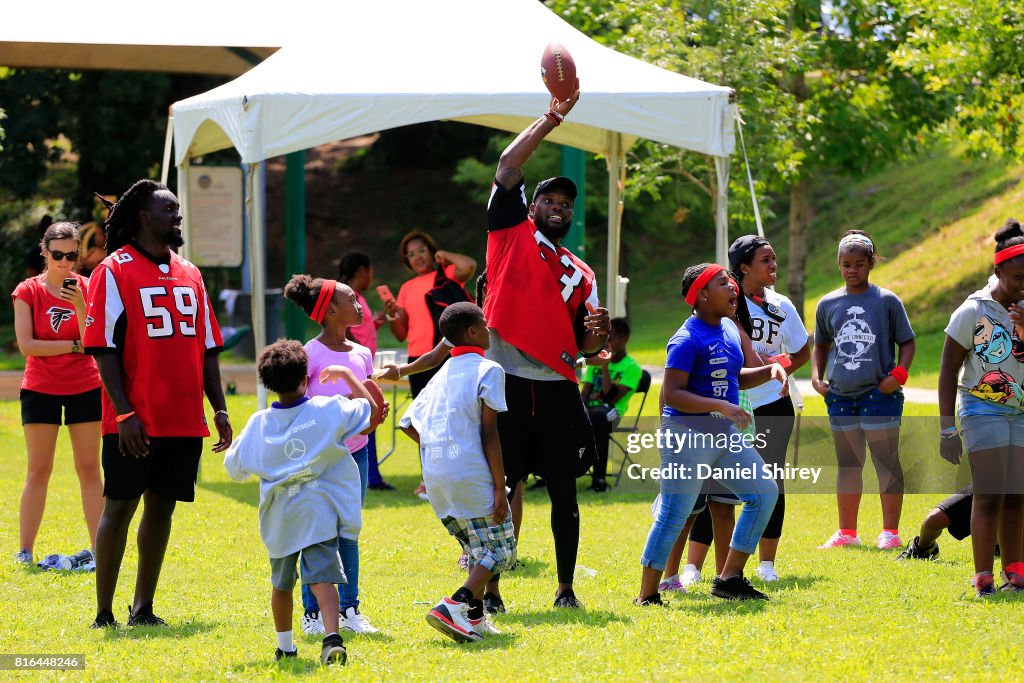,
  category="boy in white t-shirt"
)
[399,302,516,643]
[224,340,380,666]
